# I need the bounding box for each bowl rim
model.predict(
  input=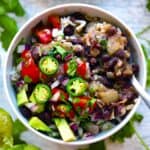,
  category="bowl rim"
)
[3,3,147,146]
